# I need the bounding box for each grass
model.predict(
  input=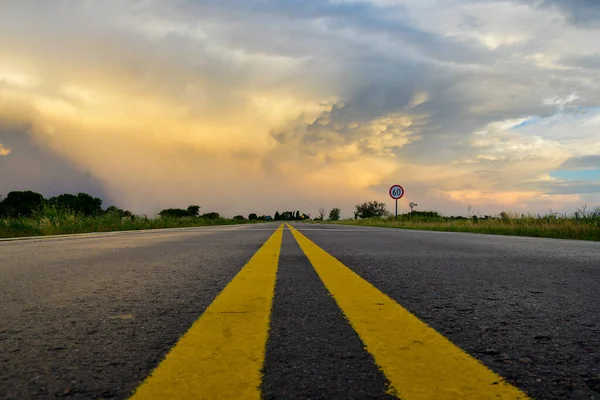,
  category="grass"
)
[4,206,600,241]
[311,210,600,241]
[0,206,260,239]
